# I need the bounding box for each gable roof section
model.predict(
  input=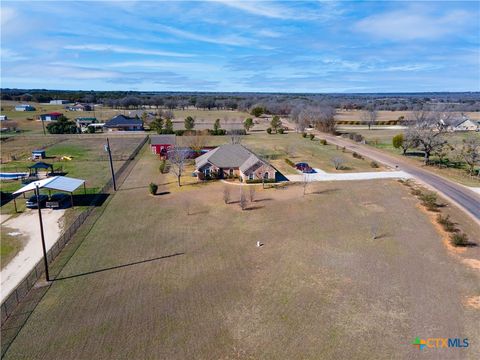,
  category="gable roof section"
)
[13,176,85,195]
[239,153,265,173]
[150,135,176,145]
[195,144,252,169]
[104,115,143,128]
